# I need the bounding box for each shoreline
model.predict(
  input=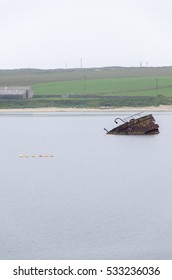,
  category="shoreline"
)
[1,105,172,113]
